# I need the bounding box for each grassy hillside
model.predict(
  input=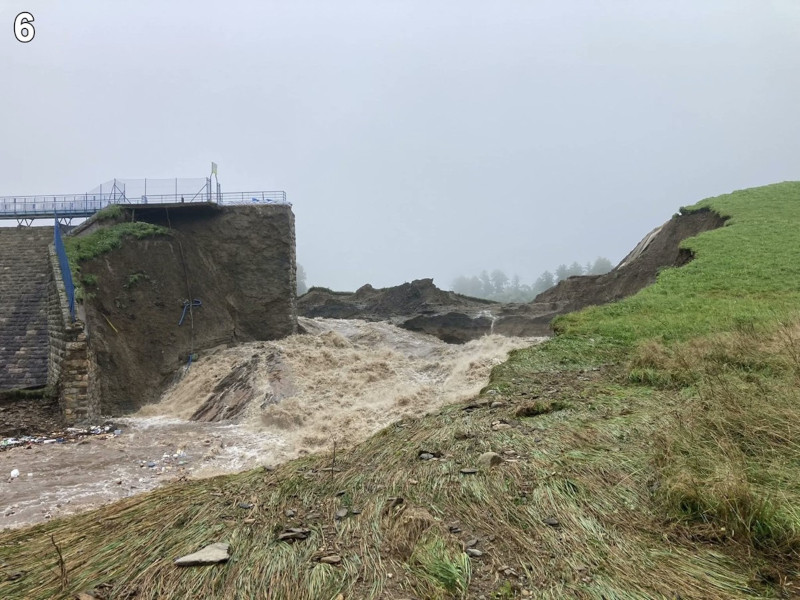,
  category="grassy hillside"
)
[1,183,799,599]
